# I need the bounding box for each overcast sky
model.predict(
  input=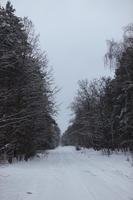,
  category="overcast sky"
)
[1,0,133,132]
